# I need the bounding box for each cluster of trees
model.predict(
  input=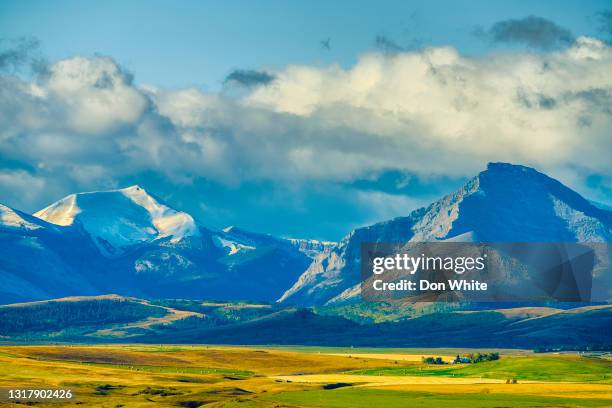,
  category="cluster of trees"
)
[0,299,166,336]
[422,356,445,365]
[463,352,500,363]
[422,352,501,365]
